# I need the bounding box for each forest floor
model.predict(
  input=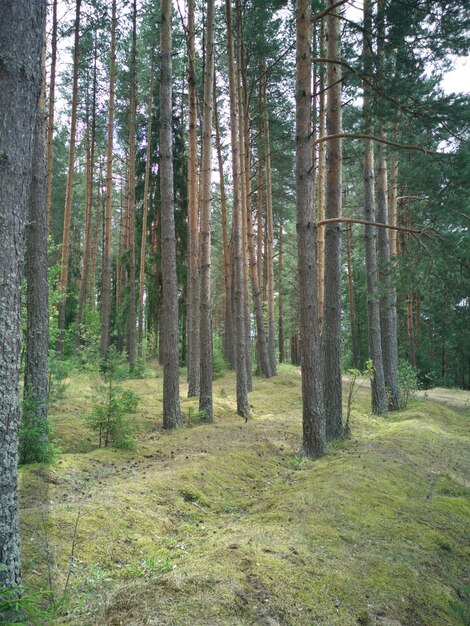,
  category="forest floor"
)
[19,364,469,625]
